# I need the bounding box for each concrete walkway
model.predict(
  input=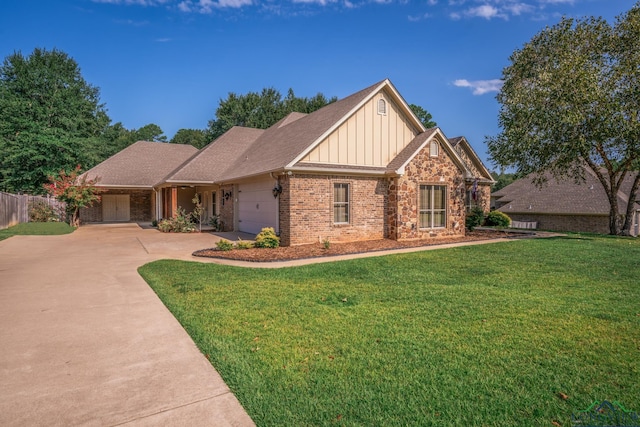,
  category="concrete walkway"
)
[0,223,254,426]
